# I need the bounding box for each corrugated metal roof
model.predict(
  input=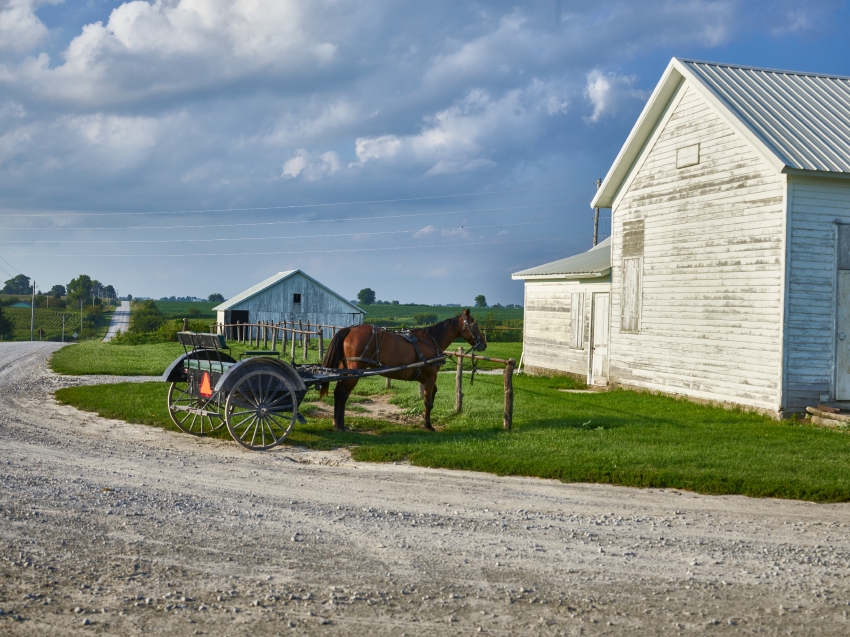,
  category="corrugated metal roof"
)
[681,59,850,174]
[214,270,363,313]
[512,237,611,279]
